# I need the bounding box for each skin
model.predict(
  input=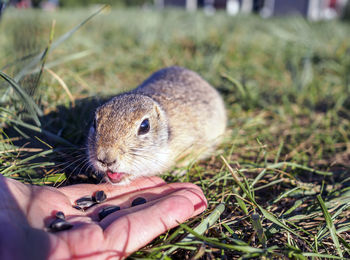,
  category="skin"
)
[0,174,207,260]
